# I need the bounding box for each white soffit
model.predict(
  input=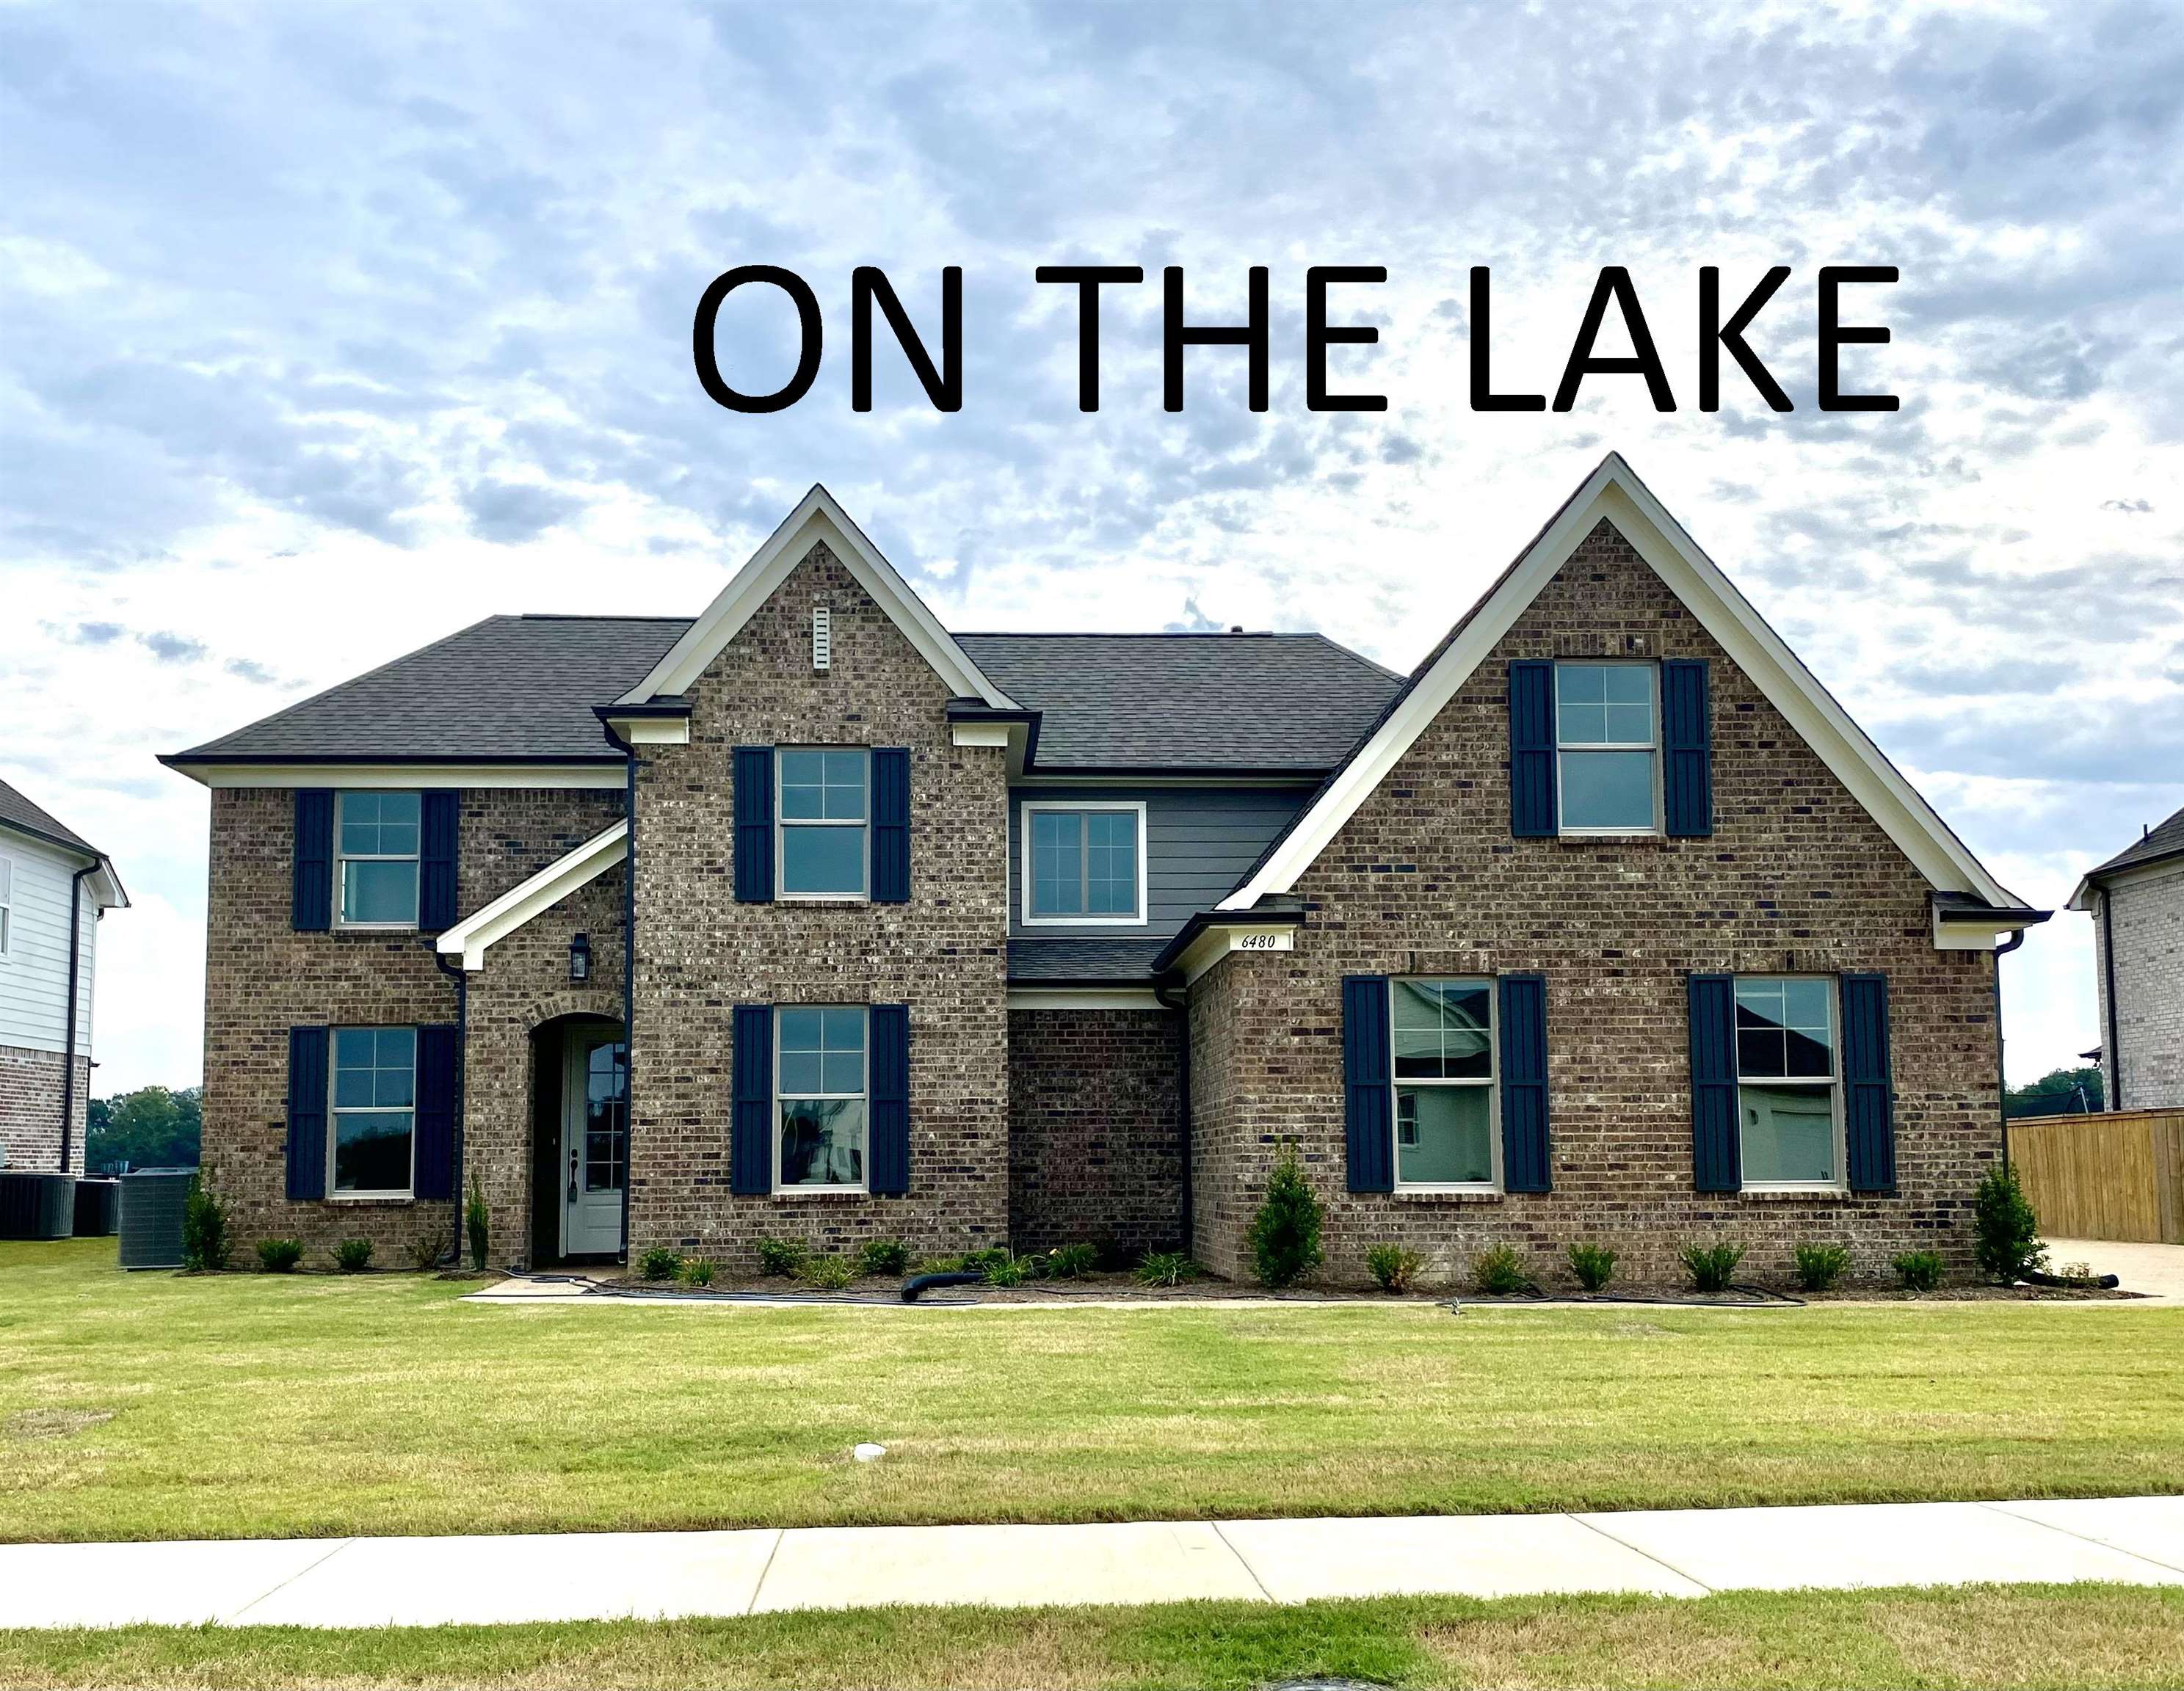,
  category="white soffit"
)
[435,818,628,972]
